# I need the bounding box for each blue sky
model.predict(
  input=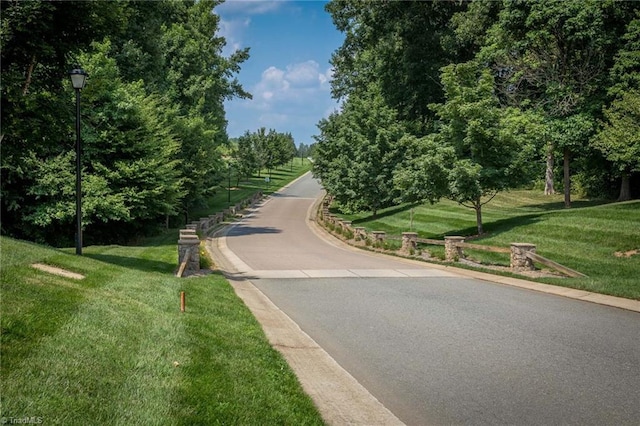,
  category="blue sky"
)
[215,0,344,146]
